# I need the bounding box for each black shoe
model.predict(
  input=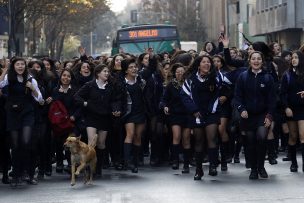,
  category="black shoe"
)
[37,172,44,180]
[21,174,30,182]
[269,158,278,165]
[249,169,258,180]
[290,164,298,172]
[150,159,160,167]
[56,165,63,173]
[258,168,268,178]
[282,157,290,161]
[278,146,286,152]
[64,165,71,174]
[209,165,218,176]
[9,171,13,177]
[194,168,204,180]
[172,161,179,170]
[221,163,228,171]
[2,175,10,184]
[226,157,232,163]
[182,166,190,174]
[27,178,38,185]
[45,166,52,176]
[143,151,150,157]
[45,171,52,176]
[131,167,138,173]
[245,162,251,169]
[10,177,25,188]
[234,157,240,163]
[138,160,144,167]
[95,166,102,176]
[114,163,124,171]
[10,178,19,188]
